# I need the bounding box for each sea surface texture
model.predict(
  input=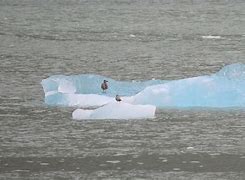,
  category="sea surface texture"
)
[1,0,245,179]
